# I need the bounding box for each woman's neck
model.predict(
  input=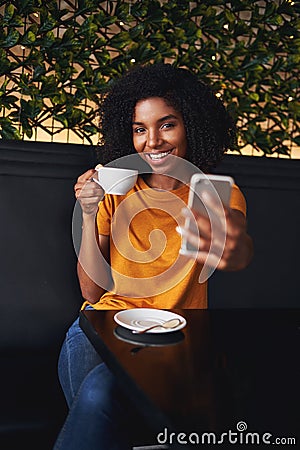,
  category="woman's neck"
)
[143,173,185,191]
